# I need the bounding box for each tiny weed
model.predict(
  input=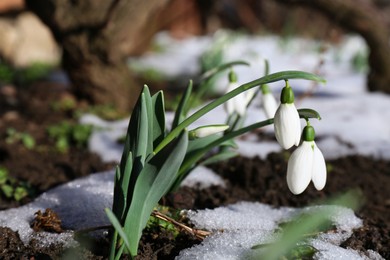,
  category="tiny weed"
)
[47,121,93,153]
[6,128,36,149]
[0,167,31,202]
